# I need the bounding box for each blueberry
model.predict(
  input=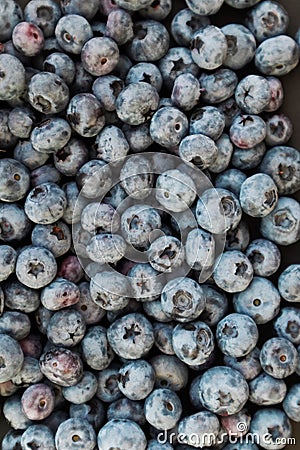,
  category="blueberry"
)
[0,158,30,203]
[191,25,228,70]
[200,284,228,327]
[55,418,96,450]
[150,354,188,391]
[278,264,300,303]
[145,388,182,430]
[283,384,300,422]
[233,276,281,324]
[0,203,31,242]
[139,0,172,20]
[265,76,284,112]
[246,239,281,277]
[76,159,112,199]
[260,337,299,379]
[16,246,57,289]
[217,313,259,358]
[224,0,261,8]
[14,140,49,170]
[255,35,300,76]
[62,181,86,224]
[235,75,271,115]
[153,322,175,355]
[96,363,122,403]
[245,1,289,43]
[108,398,145,425]
[0,0,23,42]
[232,141,266,171]
[87,233,127,265]
[0,245,16,282]
[0,311,31,340]
[224,347,261,381]
[74,281,105,325]
[41,277,79,310]
[107,312,154,359]
[217,97,241,128]
[2,430,23,450]
[156,169,196,212]
[210,134,234,174]
[190,106,226,140]
[215,168,247,197]
[81,36,120,77]
[128,263,163,302]
[179,134,218,170]
[11,355,43,387]
[127,20,170,62]
[186,0,223,15]
[240,173,278,218]
[213,250,253,293]
[31,117,71,154]
[24,0,62,37]
[60,0,99,20]
[221,408,251,438]
[12,21,44,57]
[81,325,114,371]
[172,321,214,366]
[259,146,300,195]
[0,334,24,383]
[81,202,120,235]
[118,359,155,400]
[260,196,300,246]
[143,299,172,323]
[30,164,61,187]
[39,347,83,387]
[158,46,200,91]
[150,106,188,148]
[230,114,266,149]
[171,73,201,111]
[28,71,69,114]
[0,52,23,96]
[55,13,93,54]
[120,154,154,199]
[47,309,86,347]
[178,410,220,448]
[199,366,249,415]
[97,419,147,450]
[171,8,210,47]
[265,113,293,146]
[121,204,161,248]
[274,307,300,345]
[95,125,129,164]
[43,52,76,85]
[196,188,242,234]
[106,8,134,45]
[250,408,292,450]
[148,235,185,273]
[3,394,33,430]
[221,23,256,70]
[62,371,98,405]
[161,277,206,322]
[249,372,287,406]
[90,271,130,311]
[69,397,105,430]
[21,424,55,450]
[70,61,94,95]
[25,182,67,225]
[126,62,163,92]
[21,383,55,421]
[8,106,35,139]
